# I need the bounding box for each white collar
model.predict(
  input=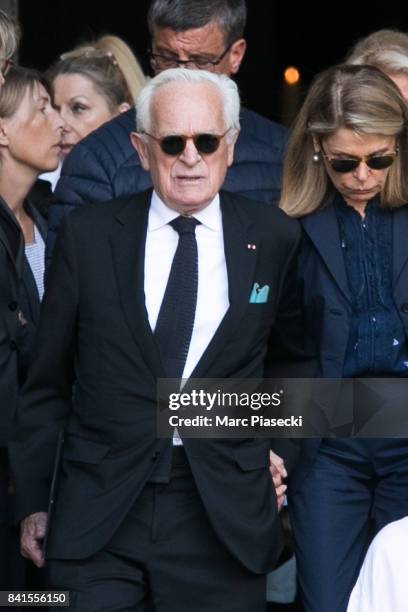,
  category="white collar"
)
[149,190,222,232]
